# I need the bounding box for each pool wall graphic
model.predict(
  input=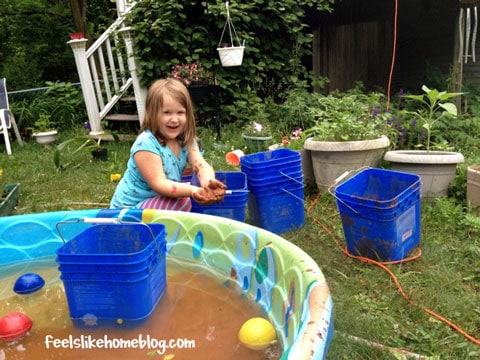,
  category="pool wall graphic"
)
[0,209,334,359]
